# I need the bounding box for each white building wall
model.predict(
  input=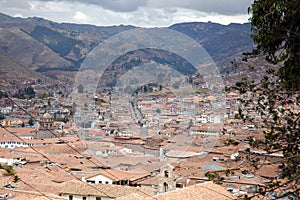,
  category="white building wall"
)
[0,157,21,165]
[62,194,112,200]
[0,141,31,148]
[86,174,114,184]
[119,148,132,154]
